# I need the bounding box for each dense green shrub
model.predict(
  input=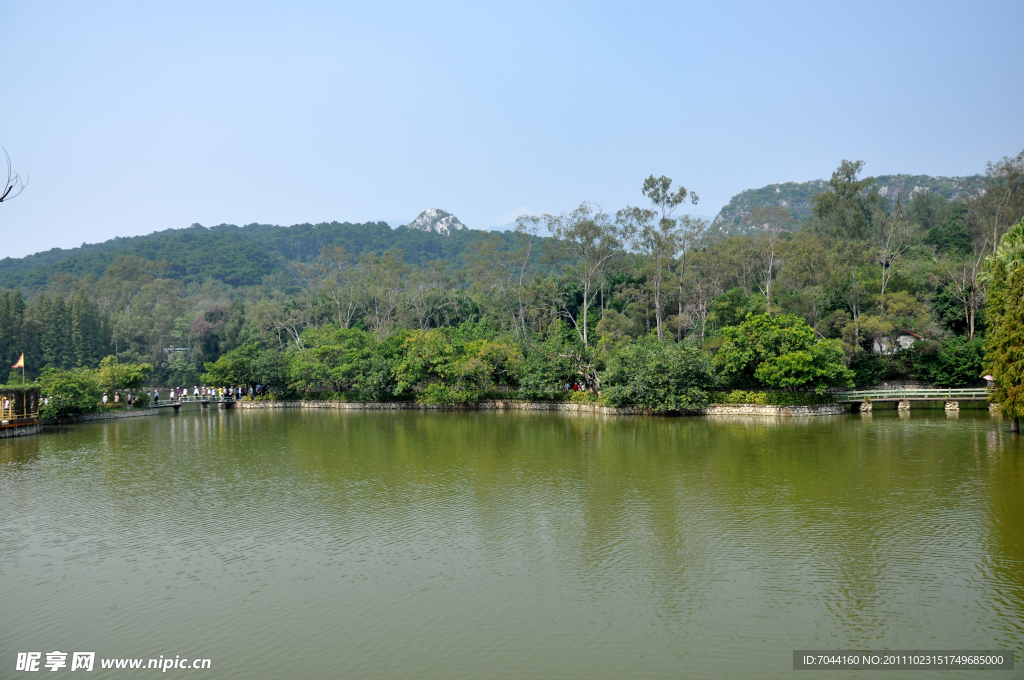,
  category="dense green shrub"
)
[38,367,102,417]
[569,389,598,404]
[601,335,715,411]
[97,356,153,393]
[709,390,834,406]
[162,353,203,387]
[202,343,291,392]
[753,339,851,394]
[933,285,985,337]
[392,324,524,404]
[848,352,888,387]
[912,337,985,387]
[706,288,766,332]
[847,336,984,388]
[289,326,396,401]
[713,313,853,393]
[517,335,576,401]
